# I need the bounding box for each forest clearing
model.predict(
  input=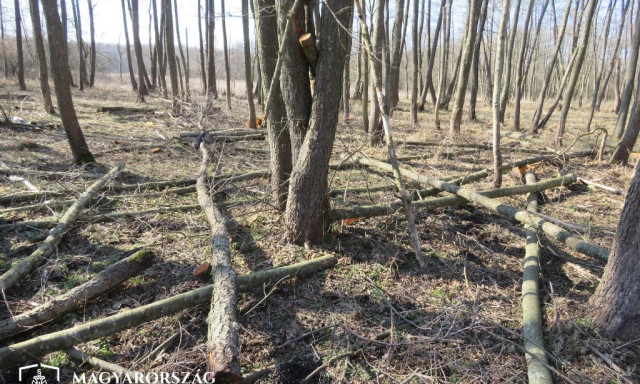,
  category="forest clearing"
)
[1,0,640,383]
